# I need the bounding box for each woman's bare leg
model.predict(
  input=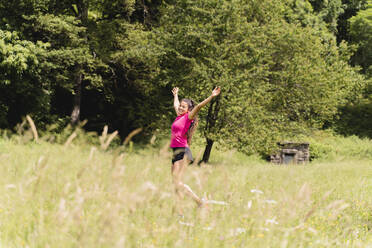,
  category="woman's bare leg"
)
[172,158,203,212]
[172,159,185,215]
